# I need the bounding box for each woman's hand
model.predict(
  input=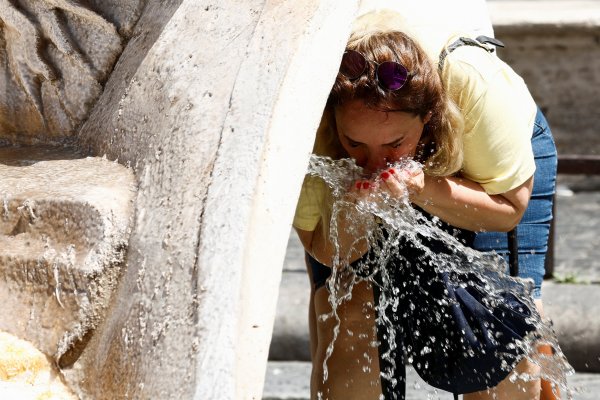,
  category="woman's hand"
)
[379,167,424,199]
[351,166,424,206]
[301,165,428,267]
